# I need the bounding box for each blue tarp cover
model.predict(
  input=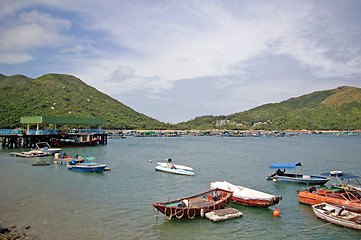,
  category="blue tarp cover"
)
[270,162,302,169]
